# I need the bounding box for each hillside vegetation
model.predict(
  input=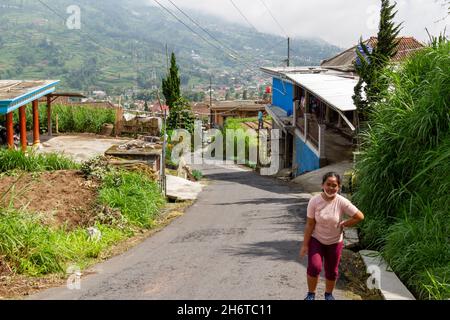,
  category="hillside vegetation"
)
[0,0,341,93]
[353,40,450,300]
